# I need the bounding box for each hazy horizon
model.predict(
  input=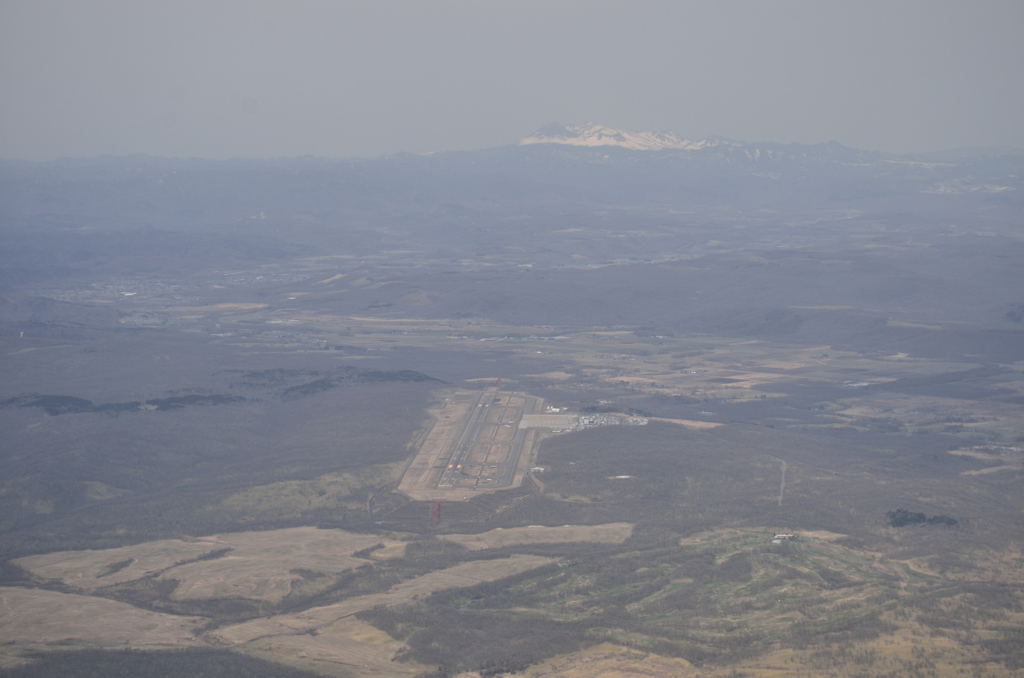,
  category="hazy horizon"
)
[4,123,1024,165]
[2,1,1023,161]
